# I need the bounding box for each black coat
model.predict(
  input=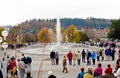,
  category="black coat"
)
[0,69,3,78]
[48,75,56,78]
